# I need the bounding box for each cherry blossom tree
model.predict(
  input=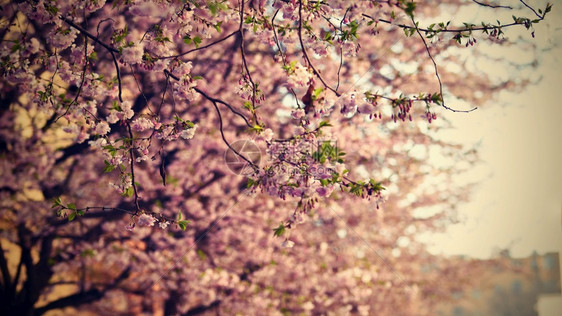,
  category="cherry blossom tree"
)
[0,0,551,314]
